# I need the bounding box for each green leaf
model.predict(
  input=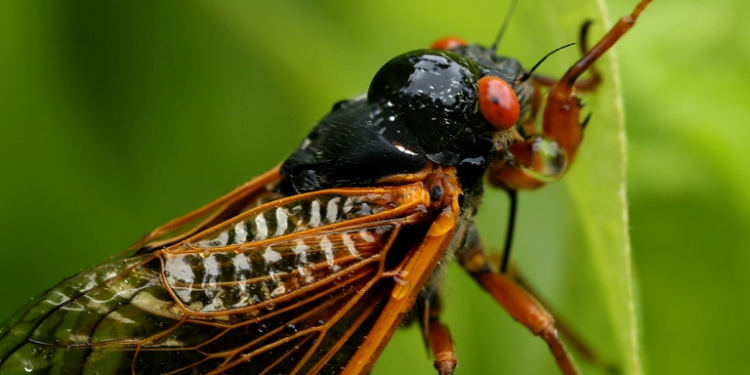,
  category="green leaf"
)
[563,2,642,374]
